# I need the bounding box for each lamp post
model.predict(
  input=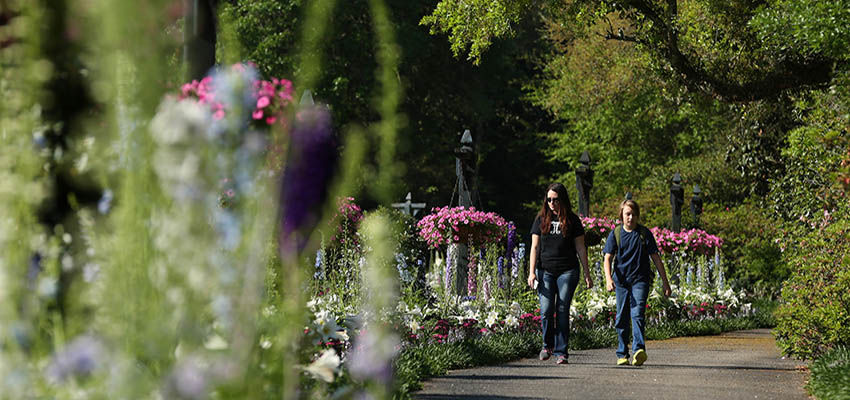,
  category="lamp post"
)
[184,0,219,81]
[575,151,593,217]
[455,129,475,208]
[452,129,477,296]
[670,172,684,232]
[691,184,703,227]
